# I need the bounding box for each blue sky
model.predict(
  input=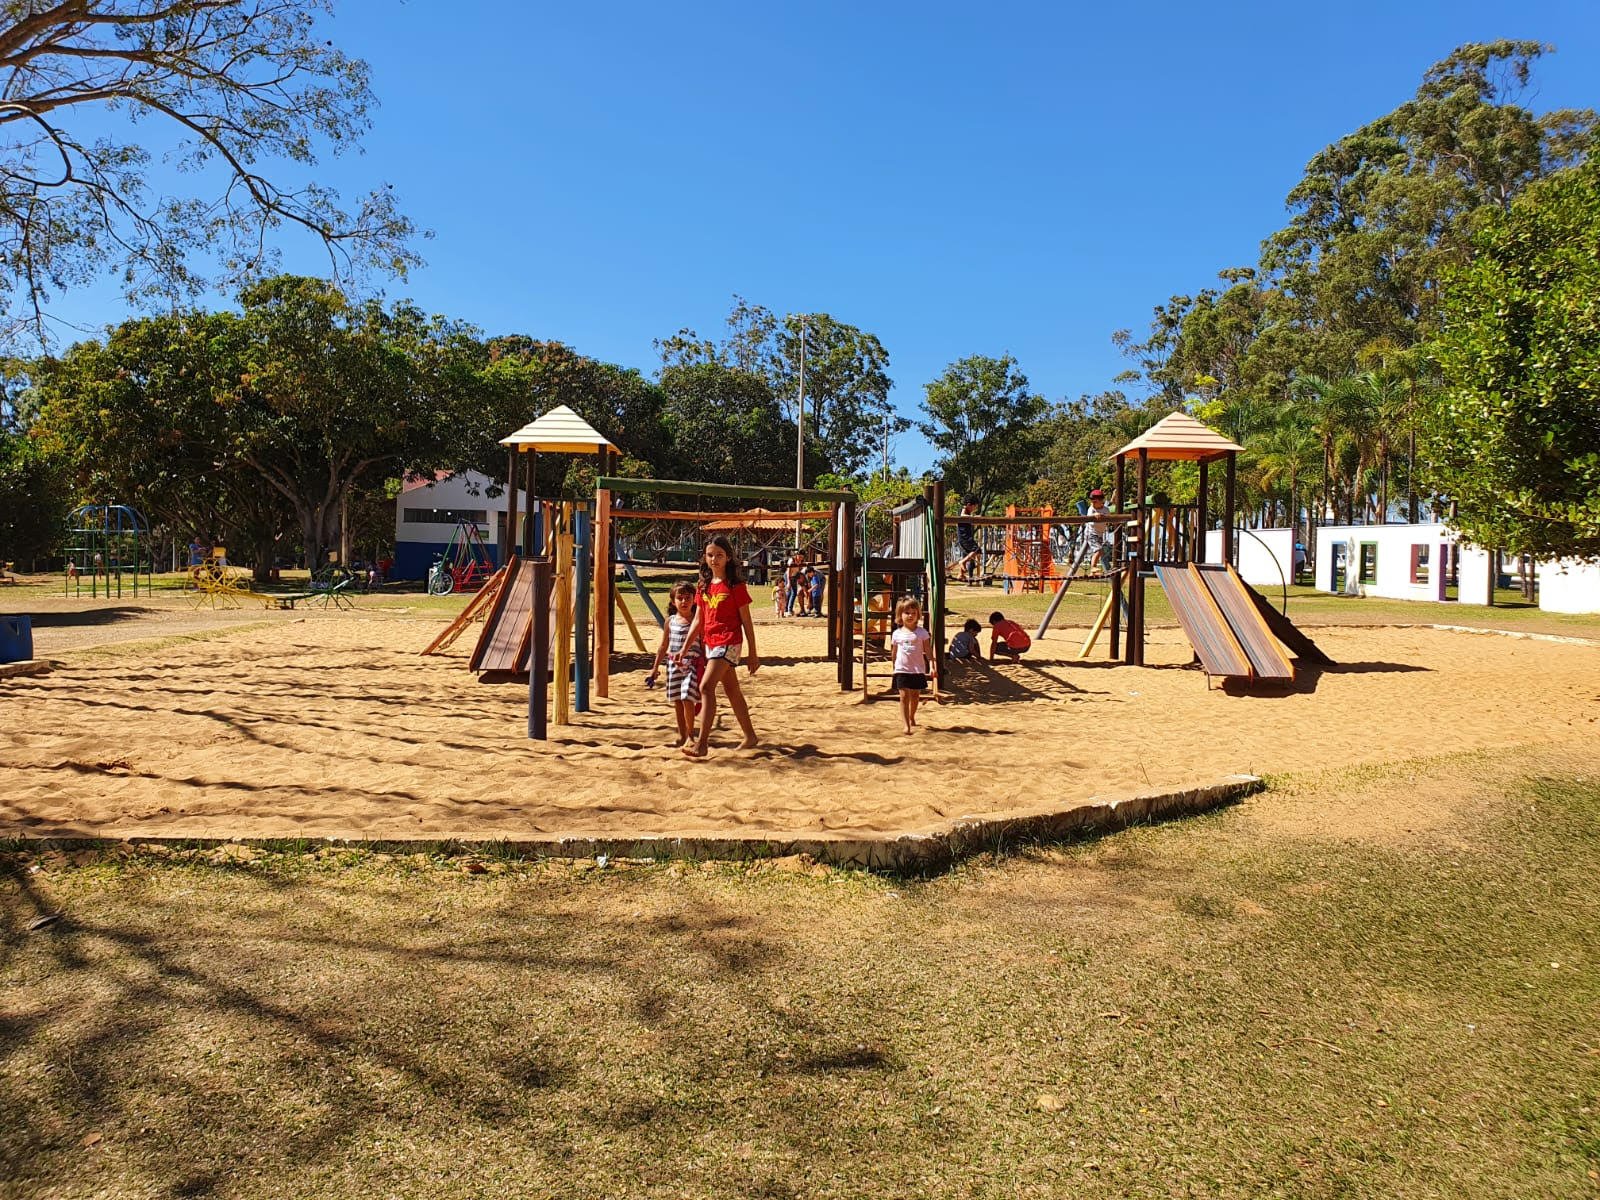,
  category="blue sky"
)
[41,1,1600,472]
